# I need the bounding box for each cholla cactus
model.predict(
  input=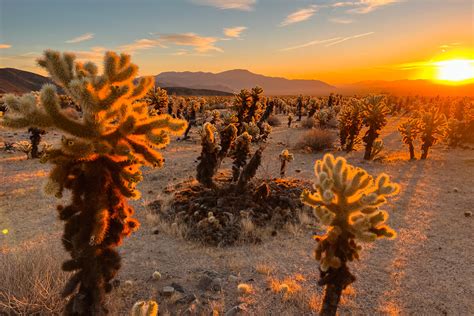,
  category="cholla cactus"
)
[287,114,293,128]
[235,89,252,134]
[131,300,158,316]
[279,149,294,177]
[417,109,447,159]
[361,95,389,160]
[398,118,419,159]
[301,154,399,315]
[236,145,264,191]
[196,122,238,187]
[248,86,265,123]
[446,118,464,148]
[2,50,186,315]
[14,140,32,158]
[338,99,362,152]
[231,132,252,181]
[28,127,46,158]
[296,95,304,121]
[146,86,169,115]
